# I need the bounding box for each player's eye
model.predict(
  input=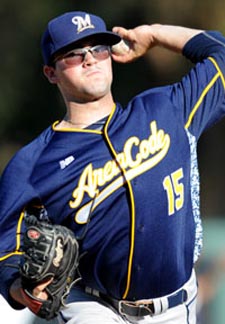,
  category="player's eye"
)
[92,45,110,58]
[63,51,84,65]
